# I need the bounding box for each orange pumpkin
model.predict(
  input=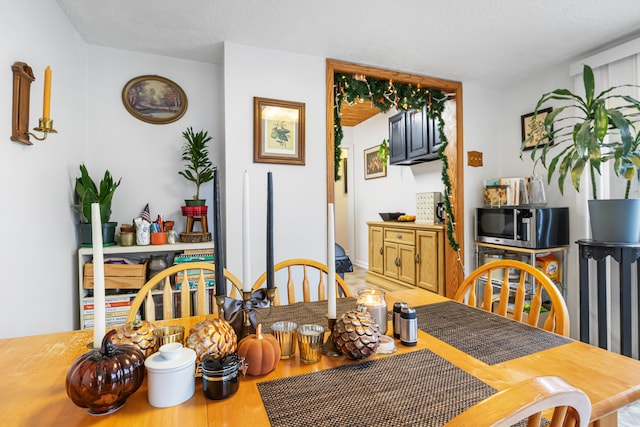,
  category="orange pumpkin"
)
[236,324,281,376]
